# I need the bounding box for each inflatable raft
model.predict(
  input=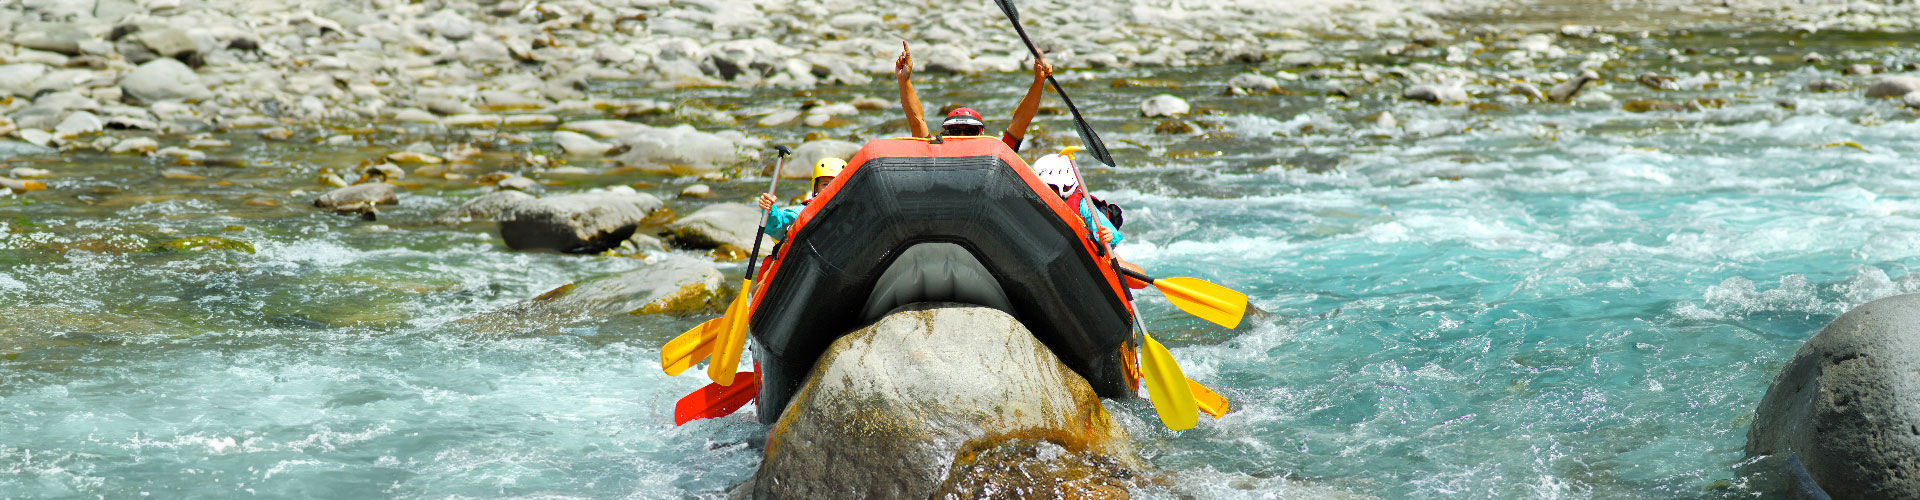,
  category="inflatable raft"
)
[746,136,1139,423]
